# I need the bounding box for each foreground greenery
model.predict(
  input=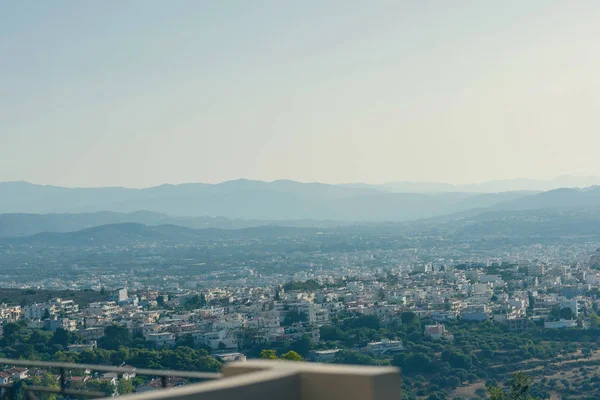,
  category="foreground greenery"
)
[4,310,600,399]
[0,322,221,399]
[246,310,600,400]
